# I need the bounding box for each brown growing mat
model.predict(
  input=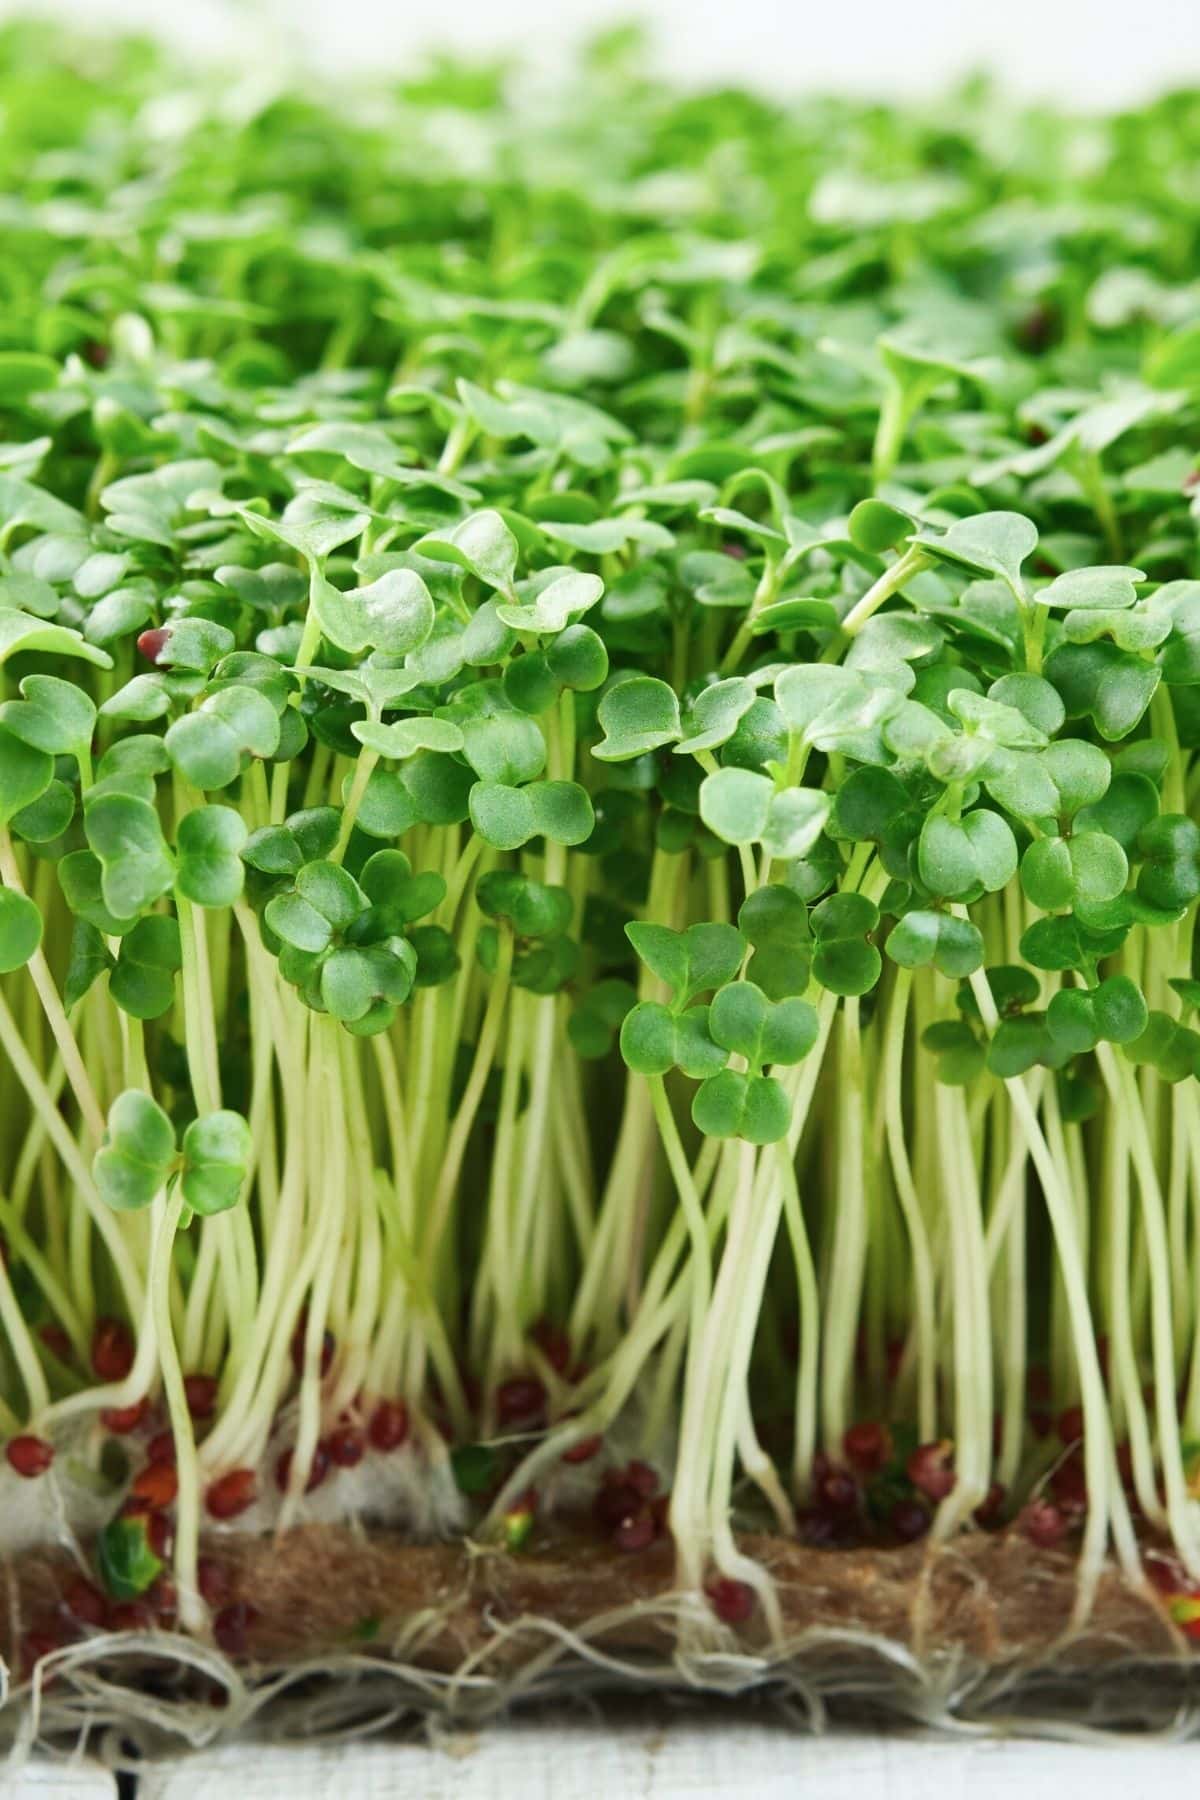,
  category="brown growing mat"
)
[3,1527,1197,1754]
